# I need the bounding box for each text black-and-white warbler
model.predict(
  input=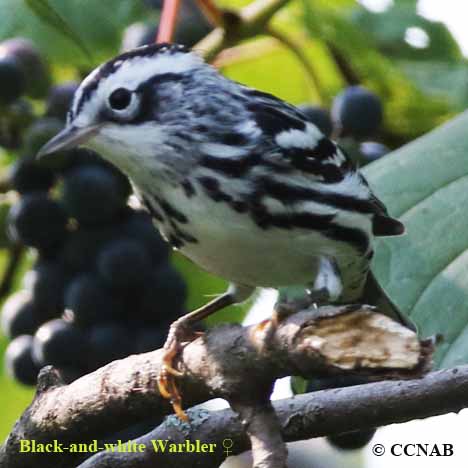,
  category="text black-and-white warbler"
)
[38,43,414,419]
